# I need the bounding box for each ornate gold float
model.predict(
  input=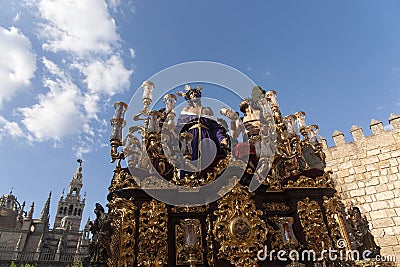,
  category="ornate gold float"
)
[88,83,390,267]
